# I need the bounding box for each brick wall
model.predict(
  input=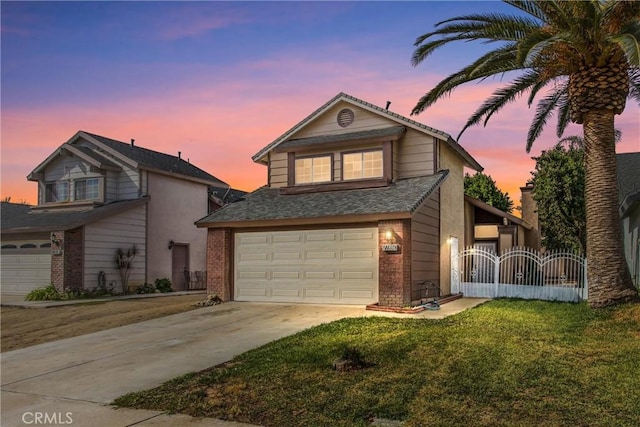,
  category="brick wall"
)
[64,227,84,291]
[50,228,84,292]
[51,231,65,292]
[378,219,412,307]
[206,228,232,301]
